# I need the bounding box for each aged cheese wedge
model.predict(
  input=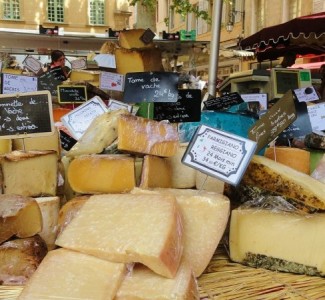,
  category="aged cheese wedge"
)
[0,139,12,154]
[166,143,196,189]
[69,69,100,83]
[67,109,130,157]
[1,150,58,197]
[230,208,325,276]
[34,196,60,250]
[115,48,163,75]
[0,235,48,285]
[56,193,183,278]
[242,155,325,210]
[0,194,43,244]
[131,188,230,277]
[18,248,126,300]
[195,171,225,193]
[264,146,310,174]
[139,155,172,188]
[118,29,154,49]
[118,114,179,157]
[115,260,199,300]
[67,154,135,194]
